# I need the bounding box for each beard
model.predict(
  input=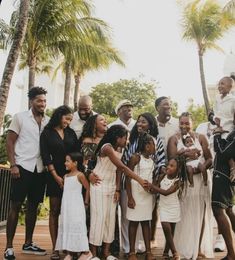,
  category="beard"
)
[79,112,91,121]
